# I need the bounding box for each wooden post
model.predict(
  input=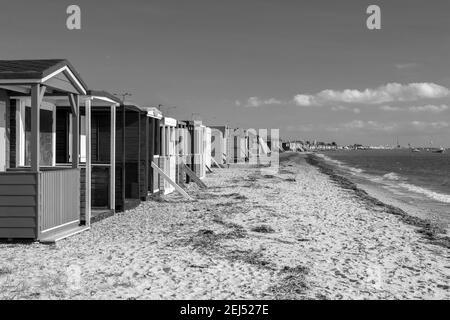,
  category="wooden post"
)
[137,112,141,198]
[69,94,79,169]
[211,157,222,168]
[144,115,149,197]
[121,105,126,209]
[31,84,40,172]
[148,118,155,192]
[110,104,116,210]
[151,162,192,200]
[30,85,46,172]
[85,98,92,226]
[182,162,207,189]
[161,124,166,156]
